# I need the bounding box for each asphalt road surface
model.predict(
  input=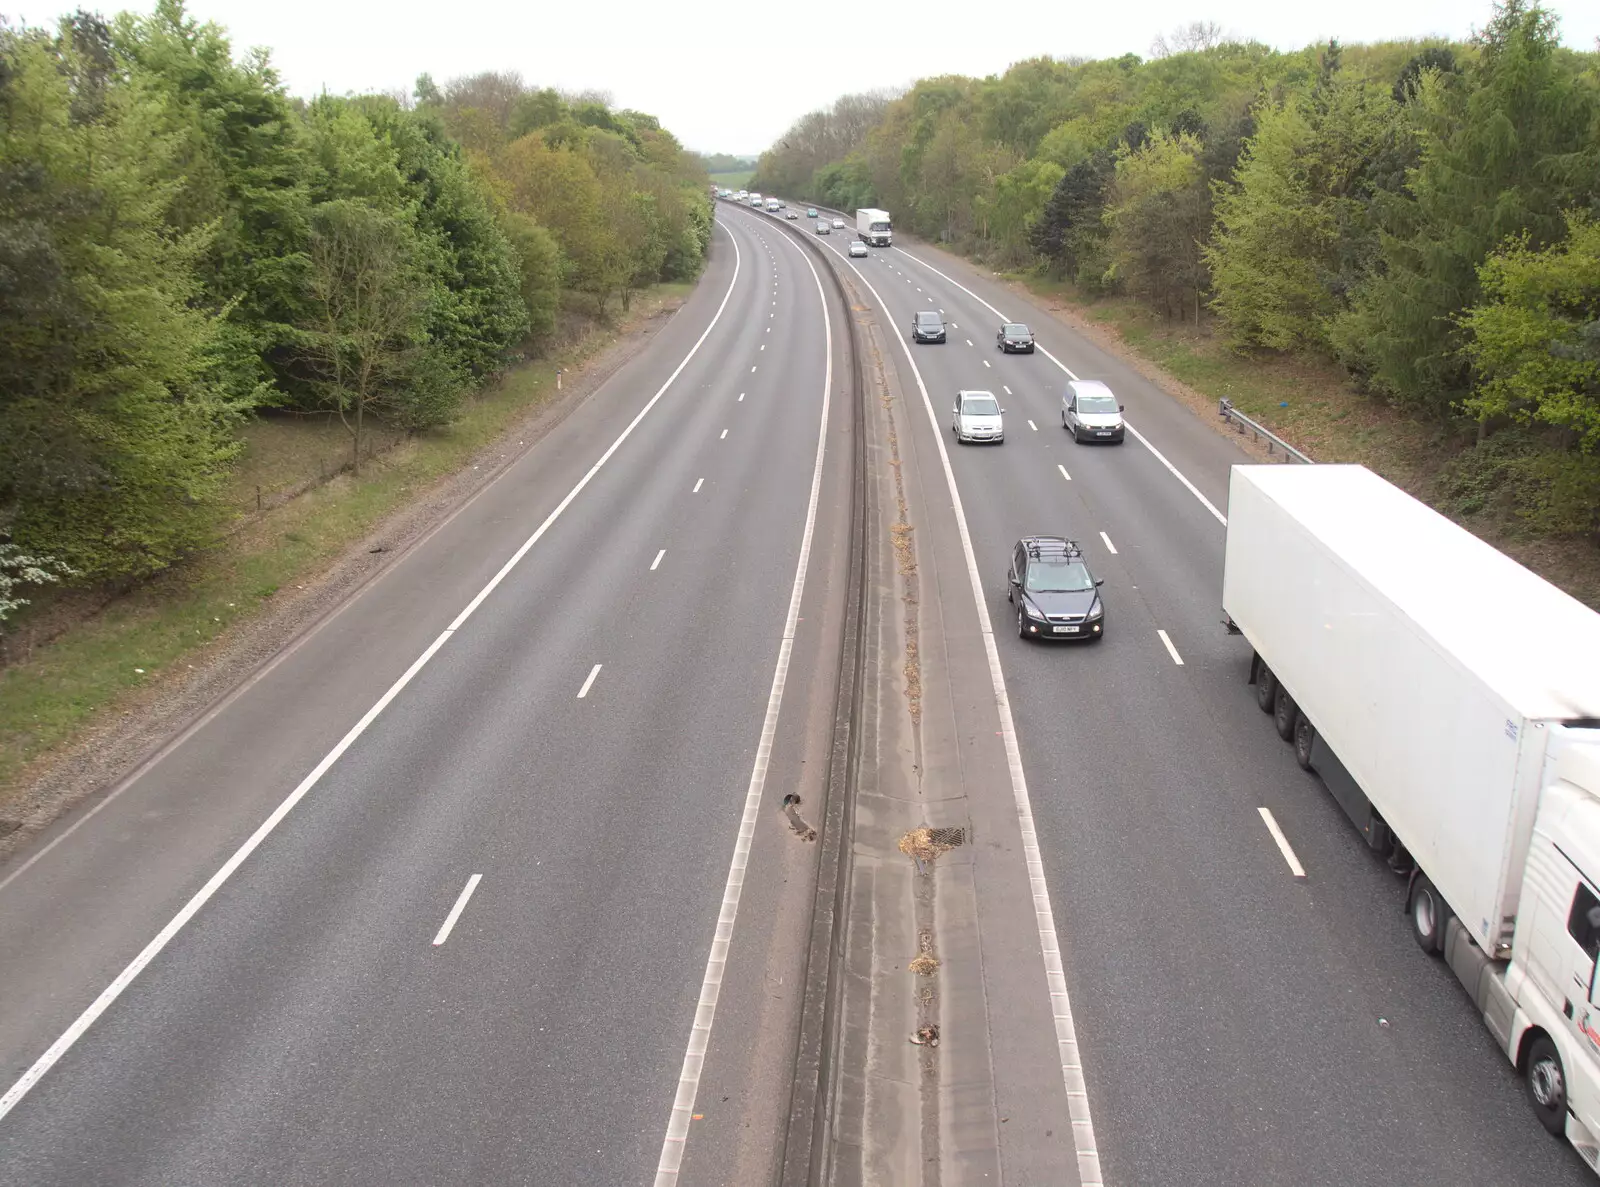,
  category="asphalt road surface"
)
[748,198,1590,1186]
[0,212,856,1186]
